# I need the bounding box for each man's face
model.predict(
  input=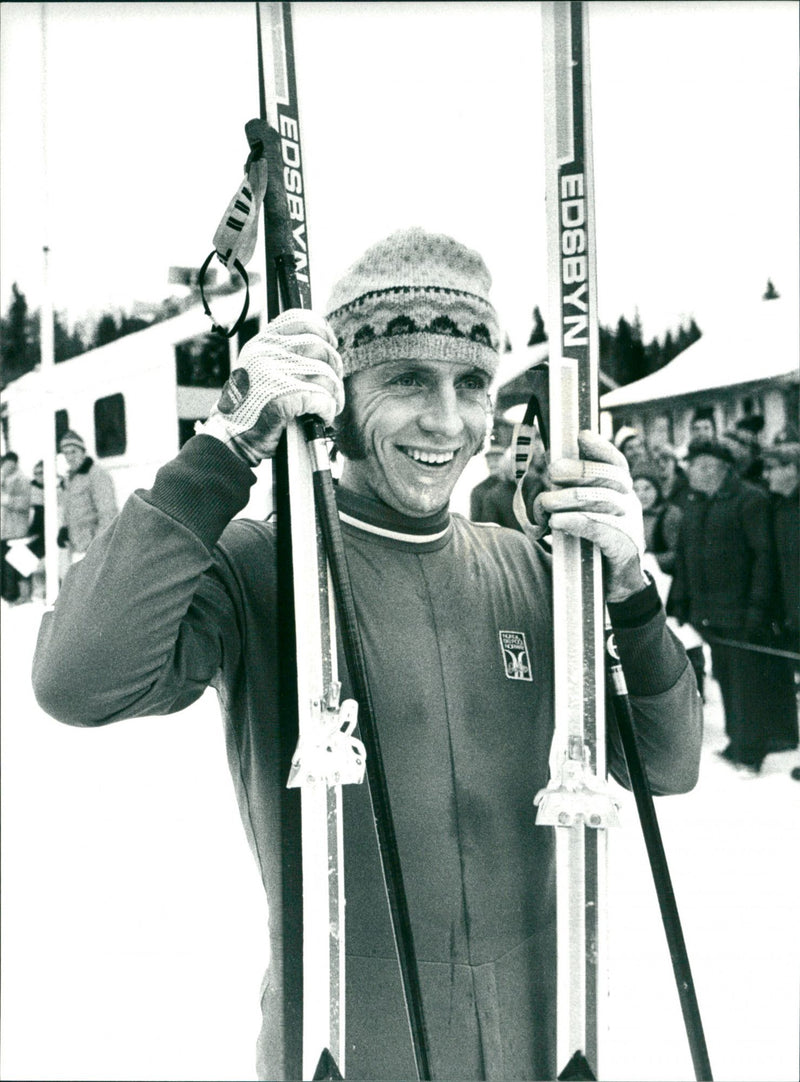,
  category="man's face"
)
[763,459,799,498]
[687,454,728,496]
[0,460,15,482]
[633,477,659,511]
[651,451,676,487]
[338,357,491,517]
[61,445,86,472]
[622,435,646,463]
[691,418,716,442]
